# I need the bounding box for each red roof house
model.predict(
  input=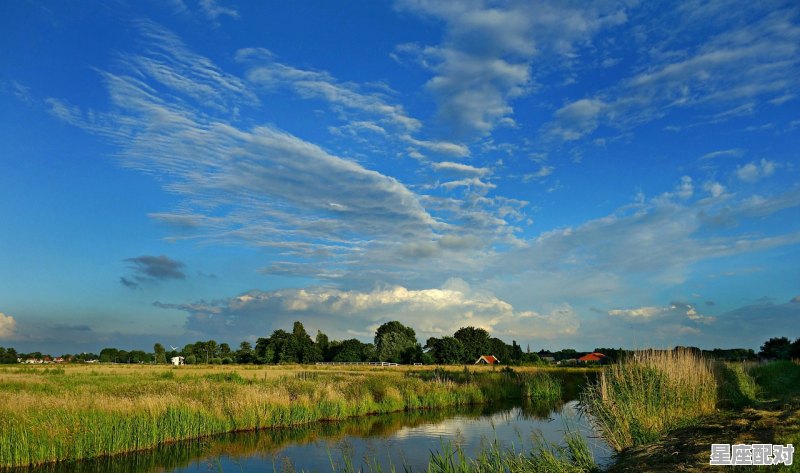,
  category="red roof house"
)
[577,352,607,363]
[475,355,500,365]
